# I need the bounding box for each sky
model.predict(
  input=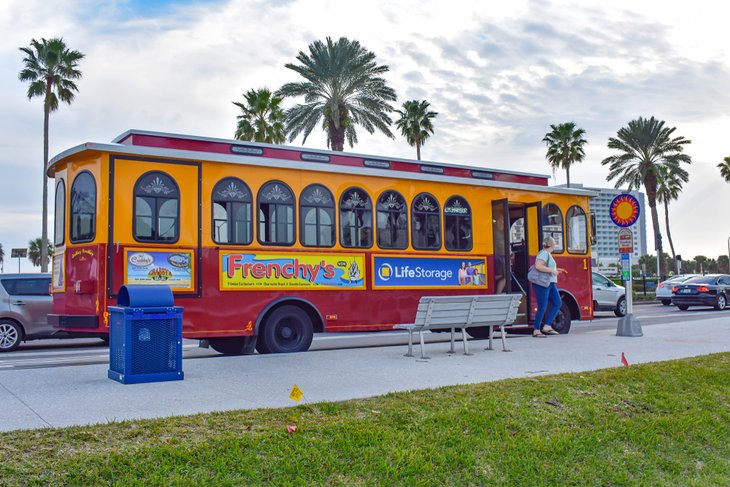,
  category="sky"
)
[1,0,729,273]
